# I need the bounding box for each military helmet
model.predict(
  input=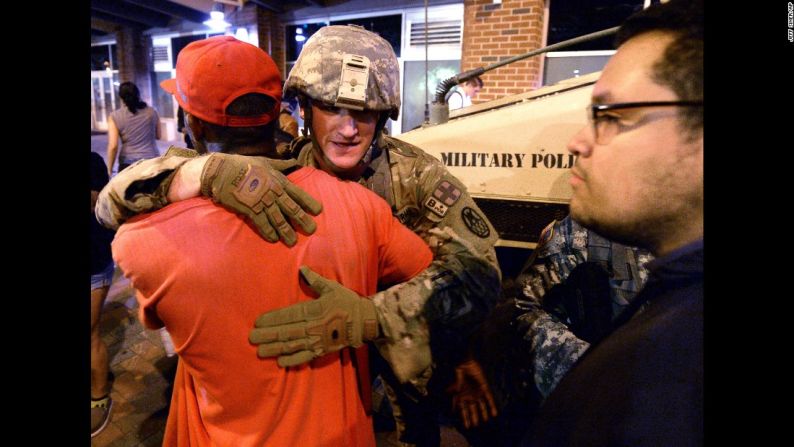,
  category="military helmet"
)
[285,25,400,120]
